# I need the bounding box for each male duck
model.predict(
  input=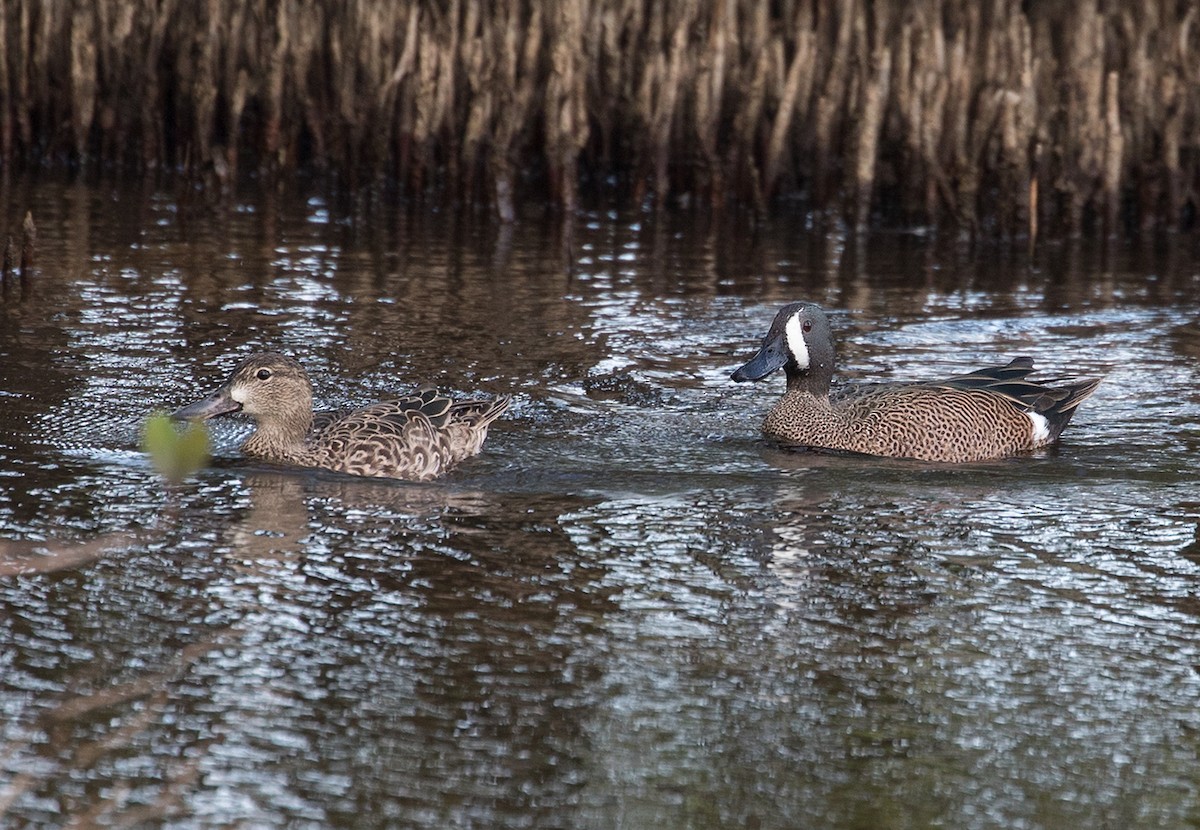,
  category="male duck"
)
[731,302,1101,463]
[172,352,510,480]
